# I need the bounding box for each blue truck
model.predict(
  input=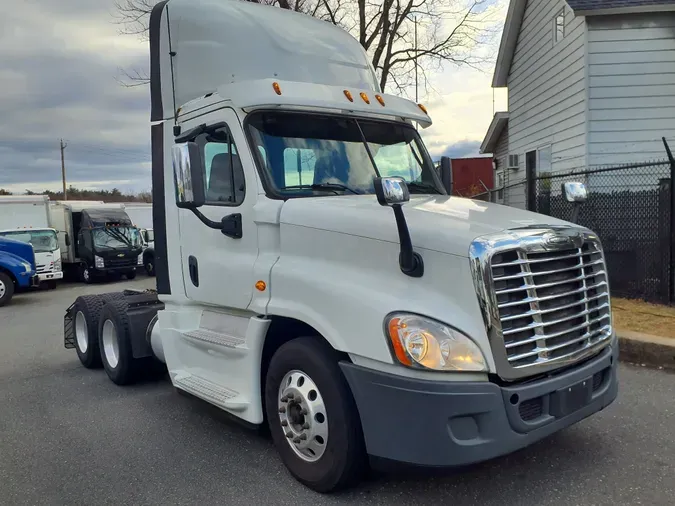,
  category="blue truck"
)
[0,236,40,307]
